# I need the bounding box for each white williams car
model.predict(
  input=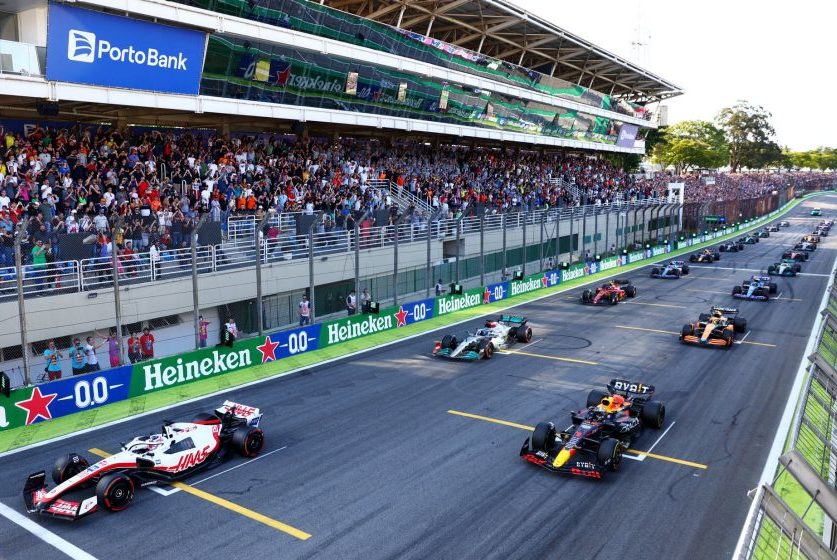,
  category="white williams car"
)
[23,401,264,520]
